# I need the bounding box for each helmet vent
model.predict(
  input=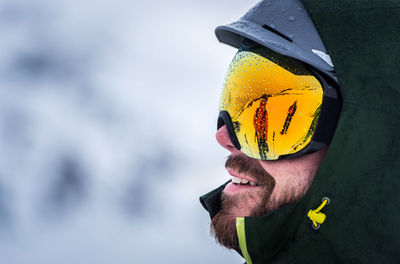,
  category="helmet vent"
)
[262,24,293,42]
